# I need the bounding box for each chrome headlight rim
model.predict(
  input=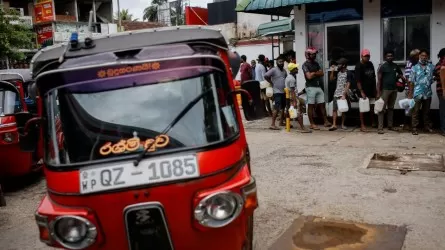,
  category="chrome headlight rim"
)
[49,215,97,250]
[194,190,244,228]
